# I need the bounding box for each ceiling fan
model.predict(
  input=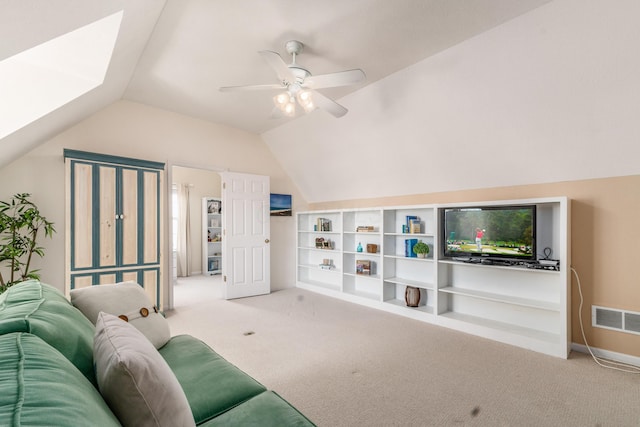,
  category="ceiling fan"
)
[220,40,366,118]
